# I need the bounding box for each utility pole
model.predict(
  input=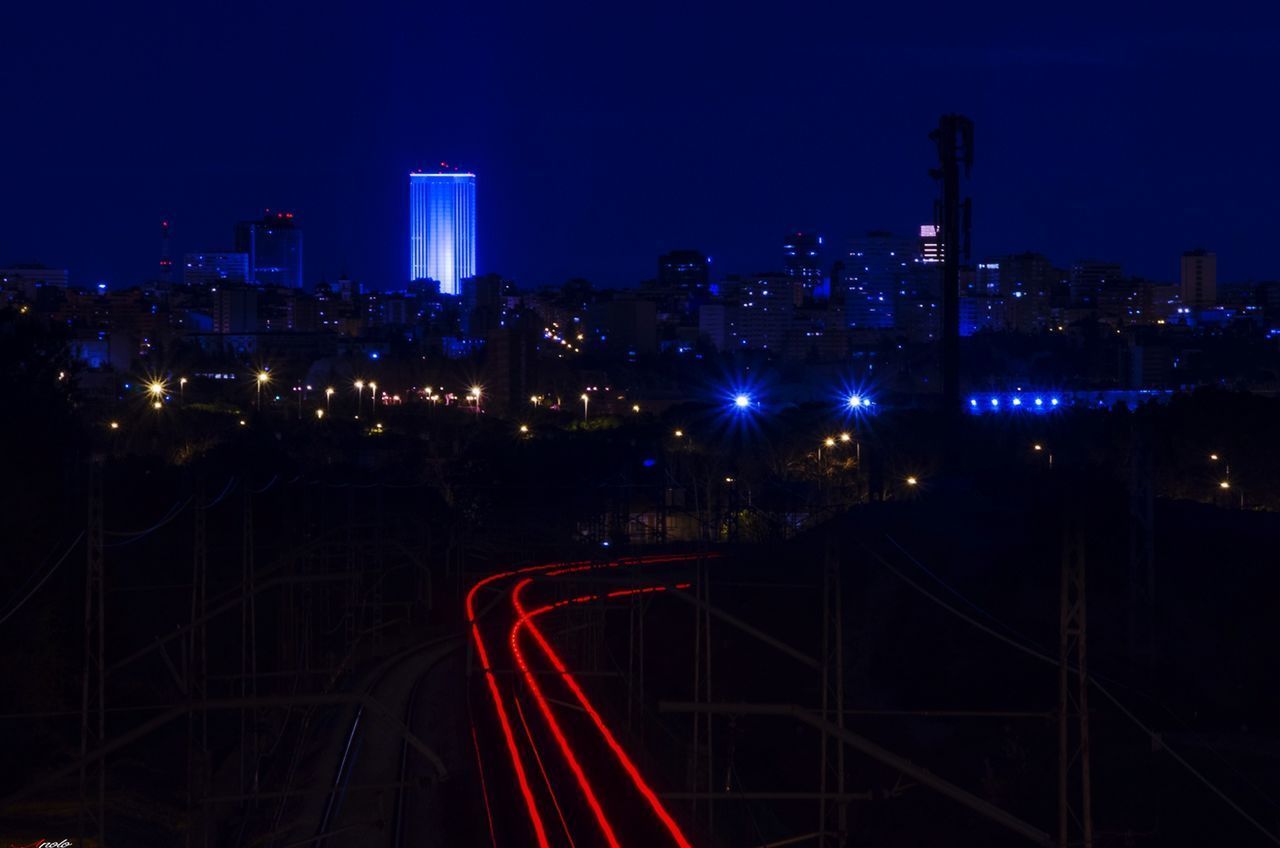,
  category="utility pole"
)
[1058,528,1094,848]
[1128,413,1155,664]
[930,115,974,420]
[80,455,106,846]
[819,537,847,845]
[188,480,209,848]
[241,487,258,798]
